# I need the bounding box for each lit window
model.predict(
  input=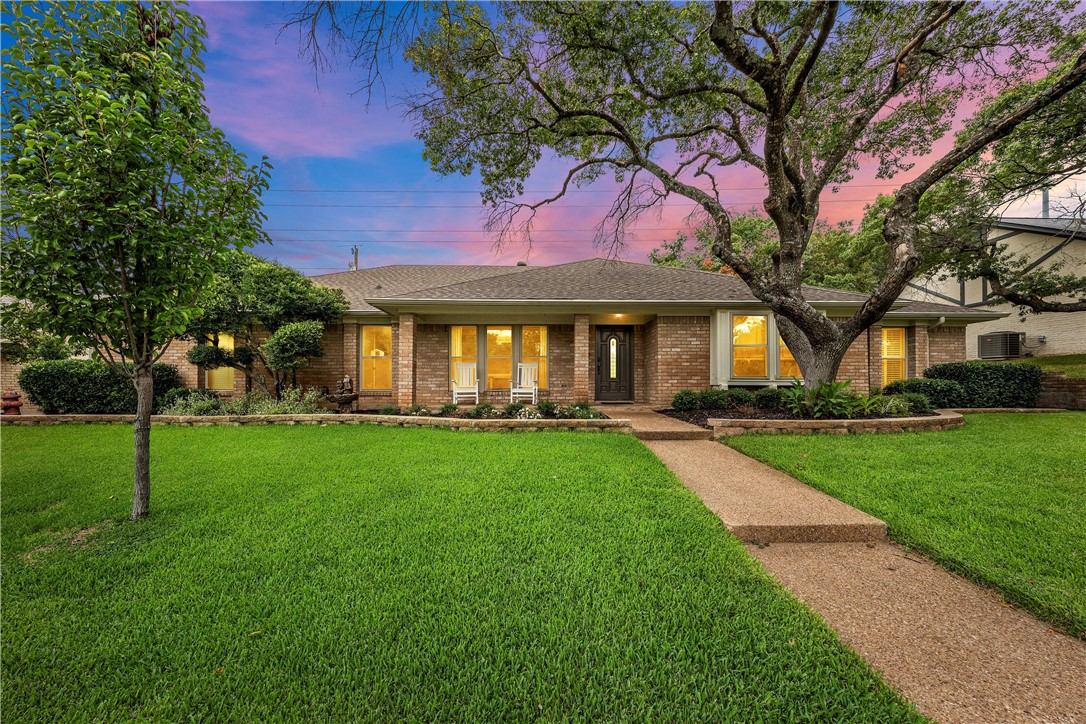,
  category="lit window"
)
[521,326,548,389]
[450,326,477,386]
[779,338,802,378]
[361,326,392,389]
[882,328,906,384]
[486,326,513,389]
[733,315,768,377]
[206,333,235,390]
